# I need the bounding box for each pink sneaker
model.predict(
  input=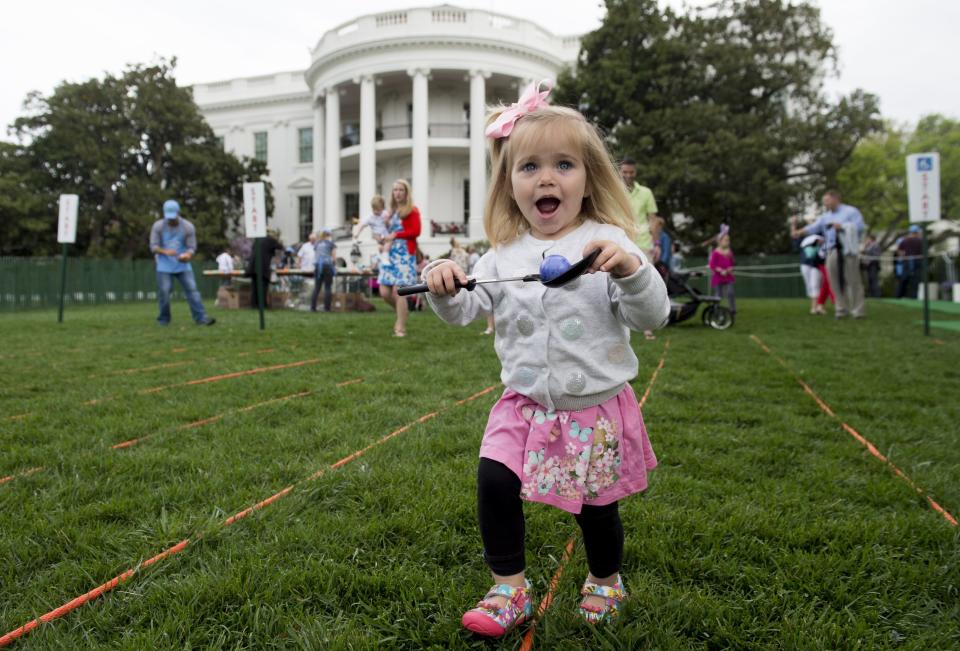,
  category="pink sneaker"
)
[461,580,533,637]
[578,576,626,624]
